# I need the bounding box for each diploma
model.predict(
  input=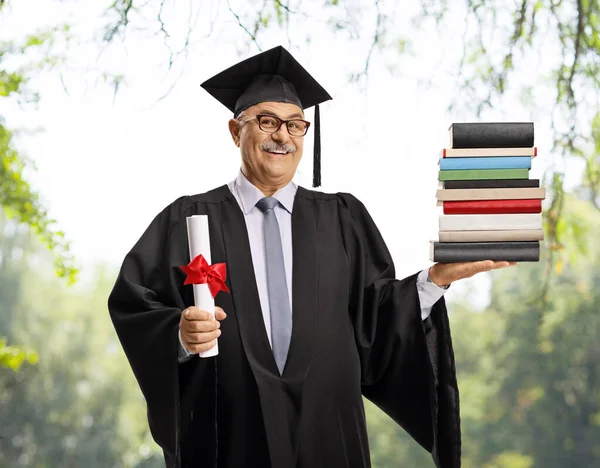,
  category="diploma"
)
[185,215,218,358]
